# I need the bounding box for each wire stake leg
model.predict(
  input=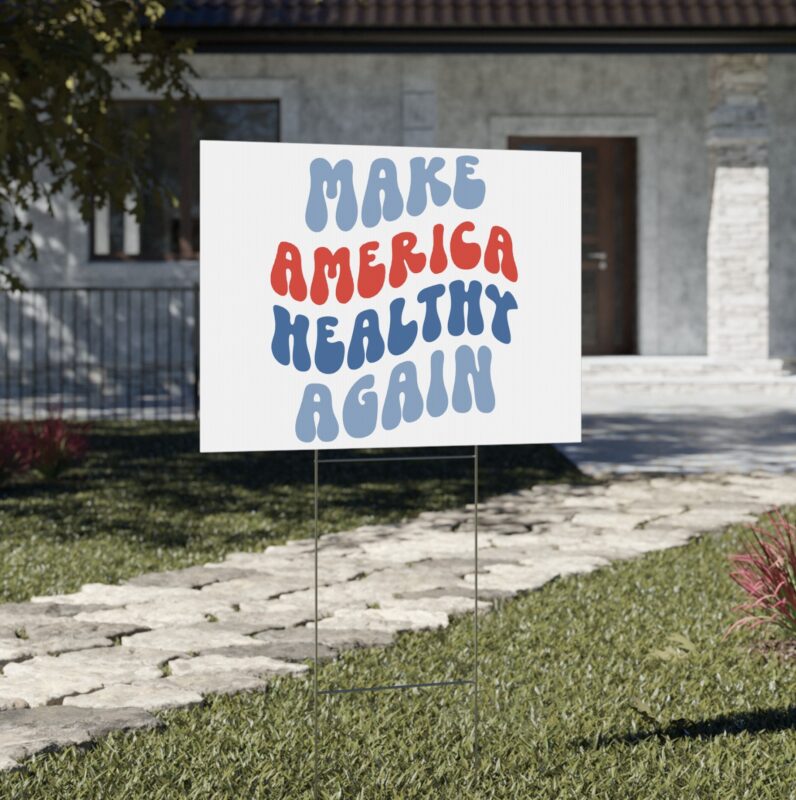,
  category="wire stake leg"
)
[473,444,480,777]
[313,448,319,800]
